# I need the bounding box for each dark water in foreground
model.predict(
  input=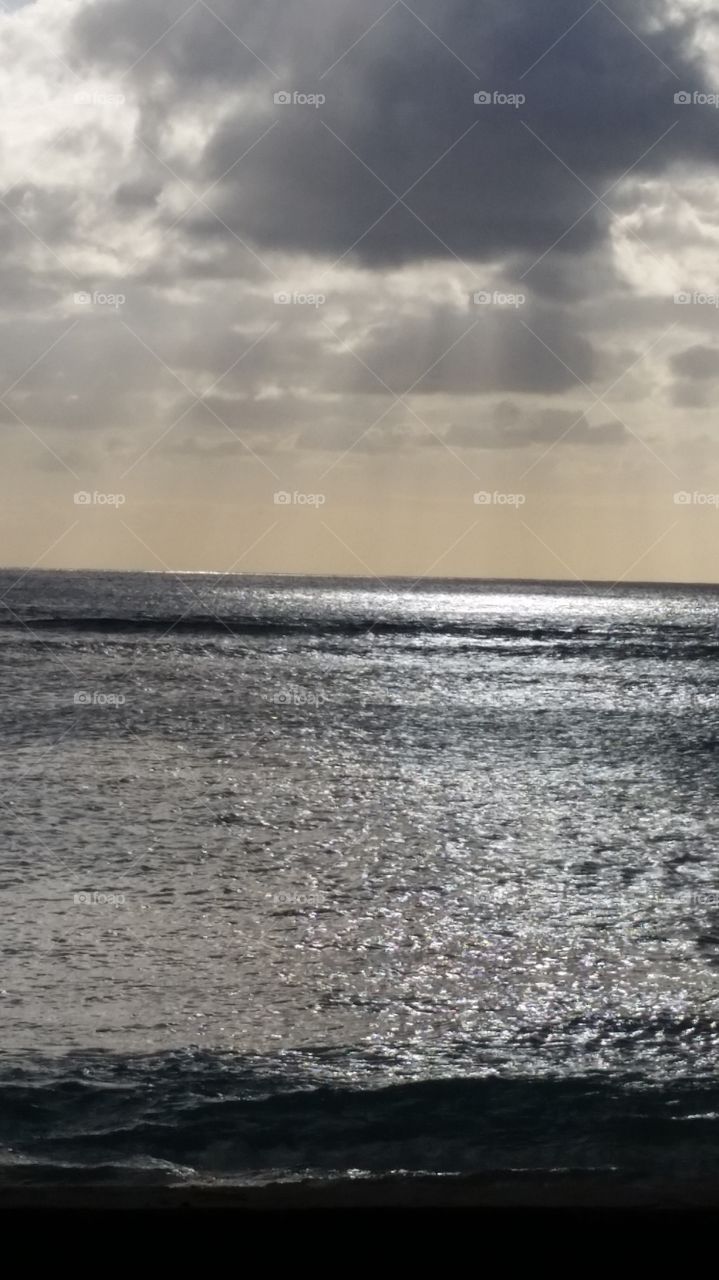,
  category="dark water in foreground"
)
[1,570,719,1185]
